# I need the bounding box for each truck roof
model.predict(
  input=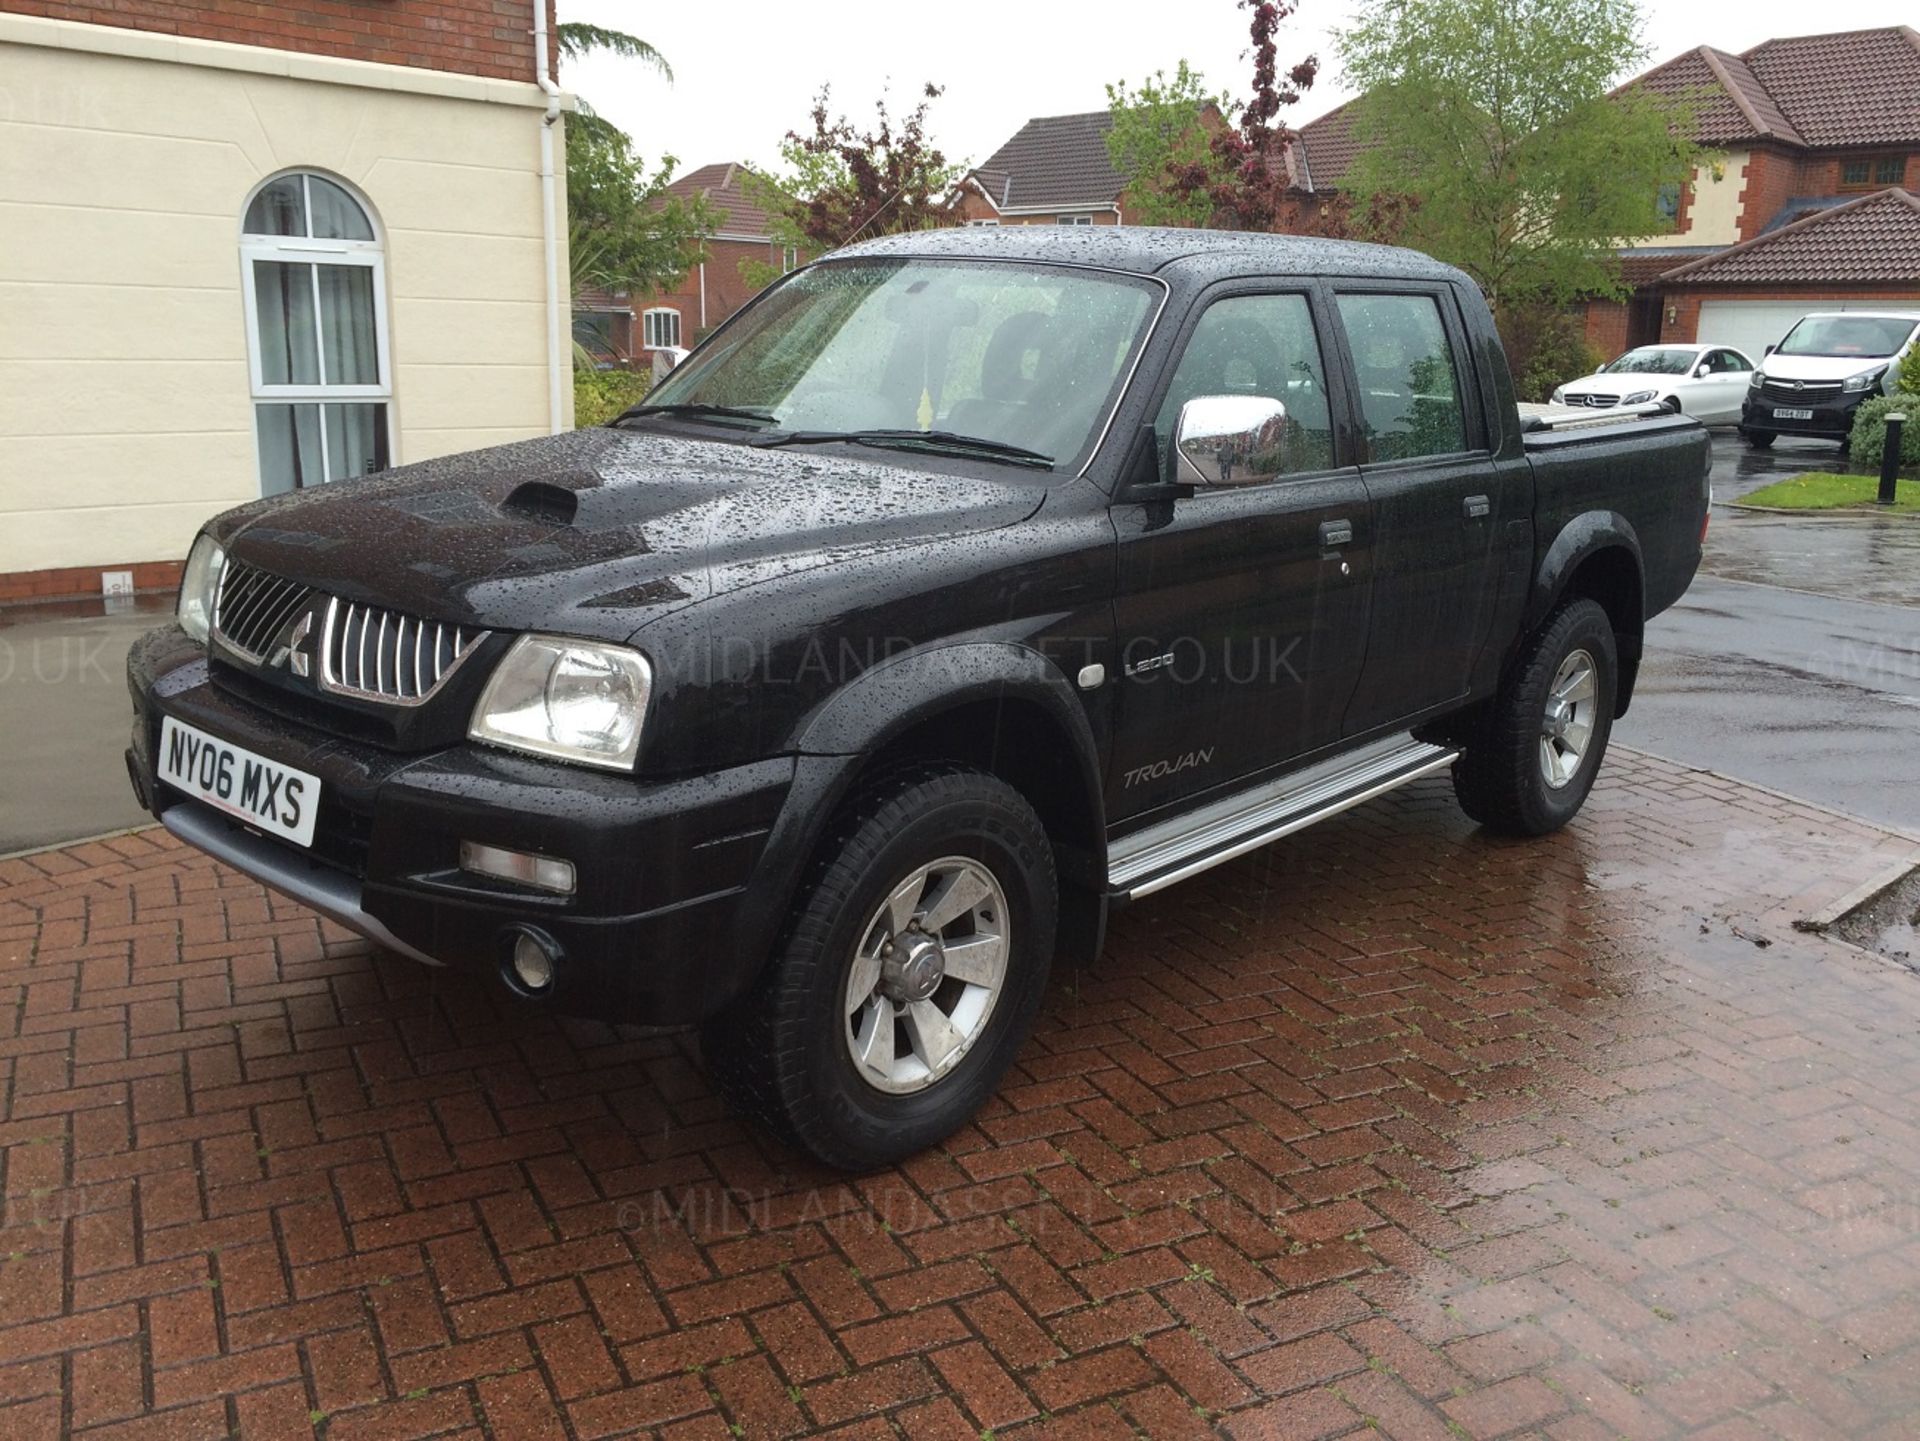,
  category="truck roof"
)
[832,224,1470,285]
